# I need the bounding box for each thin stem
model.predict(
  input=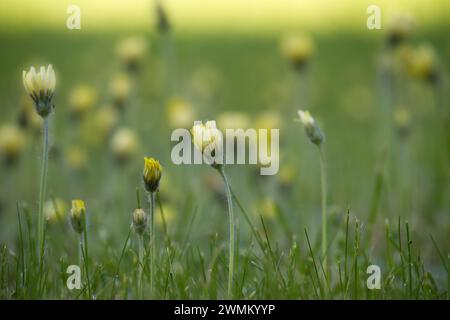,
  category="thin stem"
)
[37,117,49,263]
[219,166,235,298]
[318,146,327,275]
[80,226,92,299]
[148,192,156,296]
[138,235,144,299]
